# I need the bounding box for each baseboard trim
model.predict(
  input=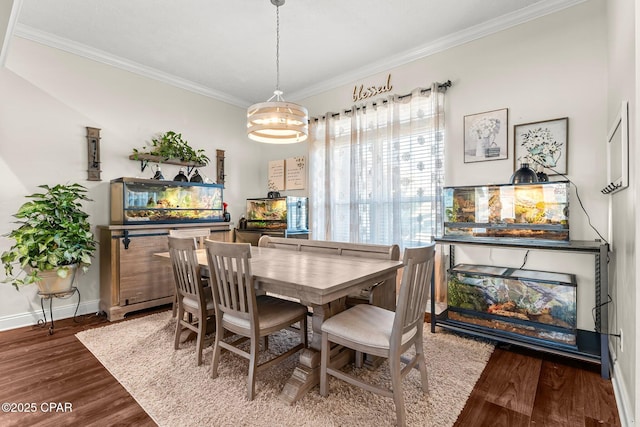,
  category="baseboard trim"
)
[0,298,100,331]
[609,342,634,427]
